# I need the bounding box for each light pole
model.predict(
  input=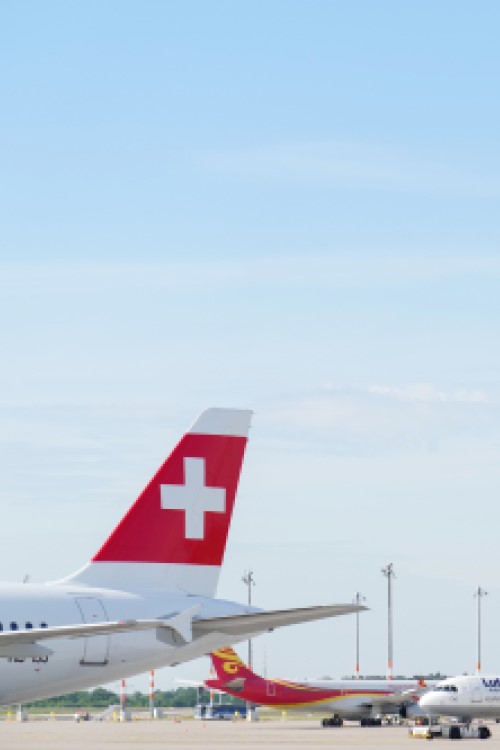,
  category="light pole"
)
[381,563,395,680]
[242,570,256,668]
[149,670,155,719]
[353,592,366,678]
[242,570,256,721]
[474,586,487,674]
